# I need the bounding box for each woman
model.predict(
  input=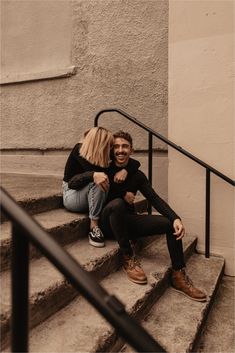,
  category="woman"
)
[63,127,114,248]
